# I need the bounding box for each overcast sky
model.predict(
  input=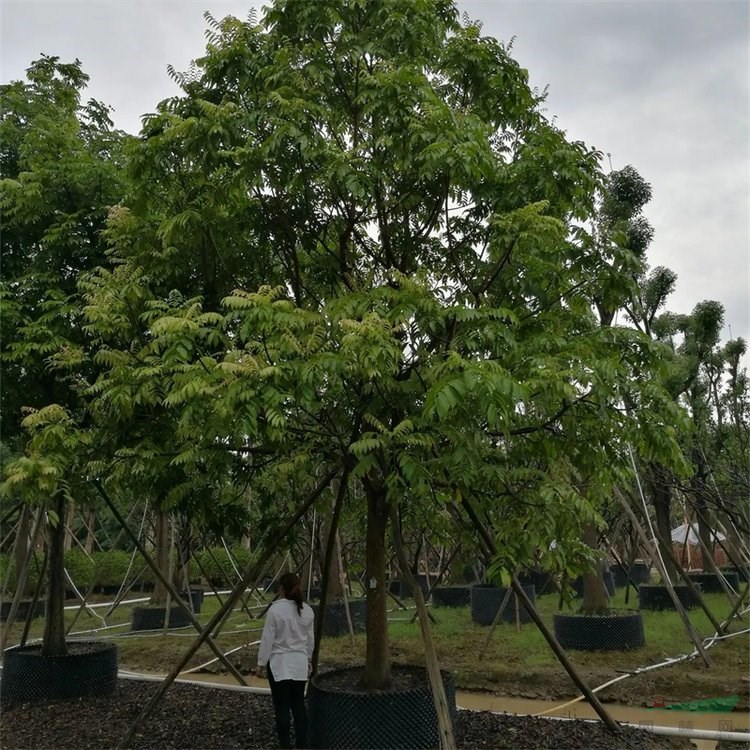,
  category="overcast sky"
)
[2,0,748,347]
